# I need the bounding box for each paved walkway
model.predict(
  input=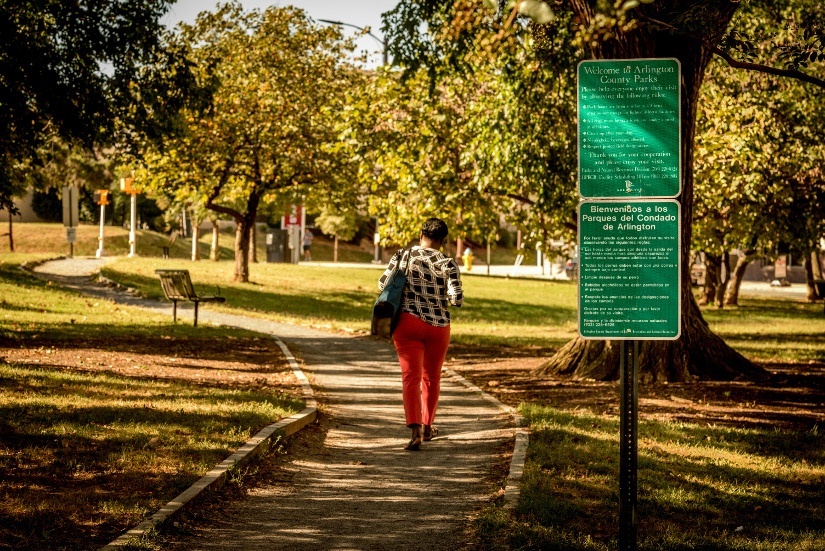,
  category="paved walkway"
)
[31,259,517,550]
